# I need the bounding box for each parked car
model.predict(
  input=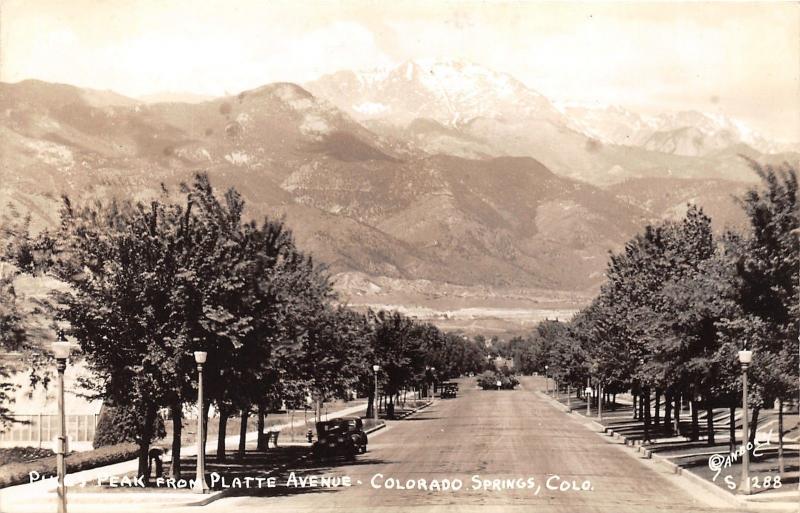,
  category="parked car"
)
[311,417,368,460]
